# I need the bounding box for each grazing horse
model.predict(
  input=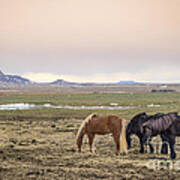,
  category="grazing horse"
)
[142,112,180,159]
[126,112,164,153]
[161,120,180,159]
[76,113,127,155]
